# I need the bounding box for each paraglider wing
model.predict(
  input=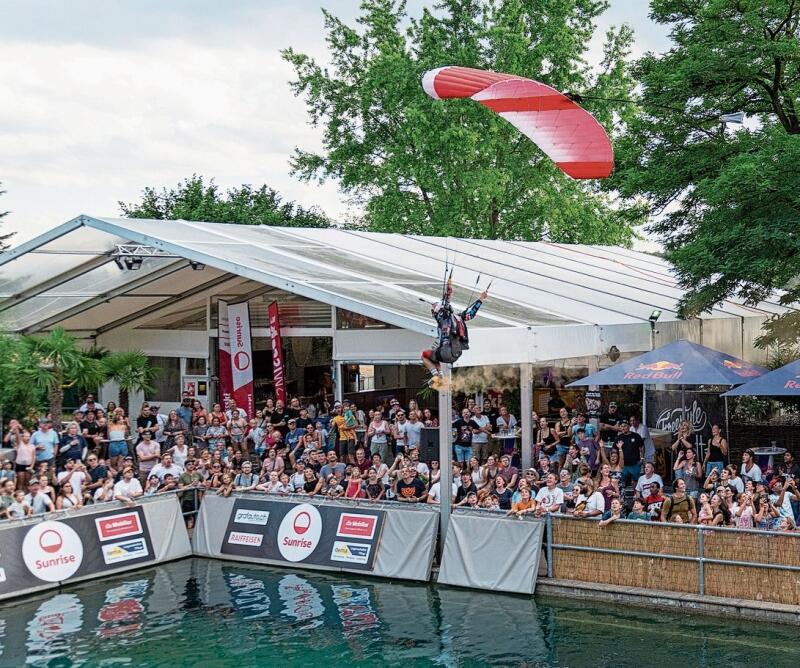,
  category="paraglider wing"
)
[422,66,613,179]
